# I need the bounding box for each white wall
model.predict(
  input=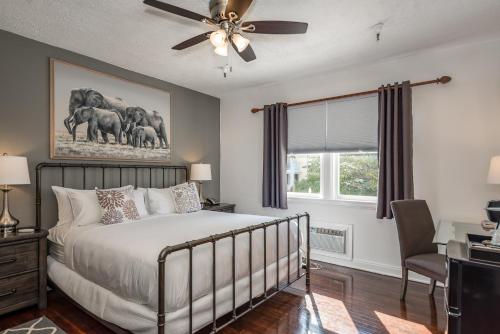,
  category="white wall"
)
[220,37,500,279]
